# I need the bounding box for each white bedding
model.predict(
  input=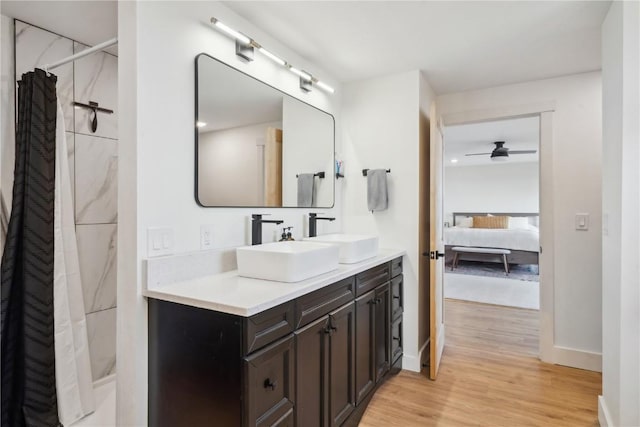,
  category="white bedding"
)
[444,226,539,252]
